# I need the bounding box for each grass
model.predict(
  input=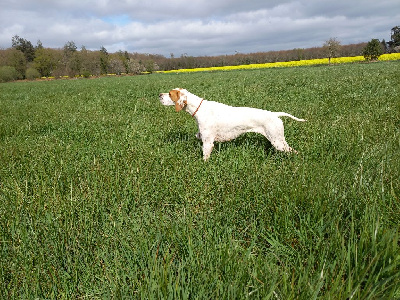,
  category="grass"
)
[1,61,399,299]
